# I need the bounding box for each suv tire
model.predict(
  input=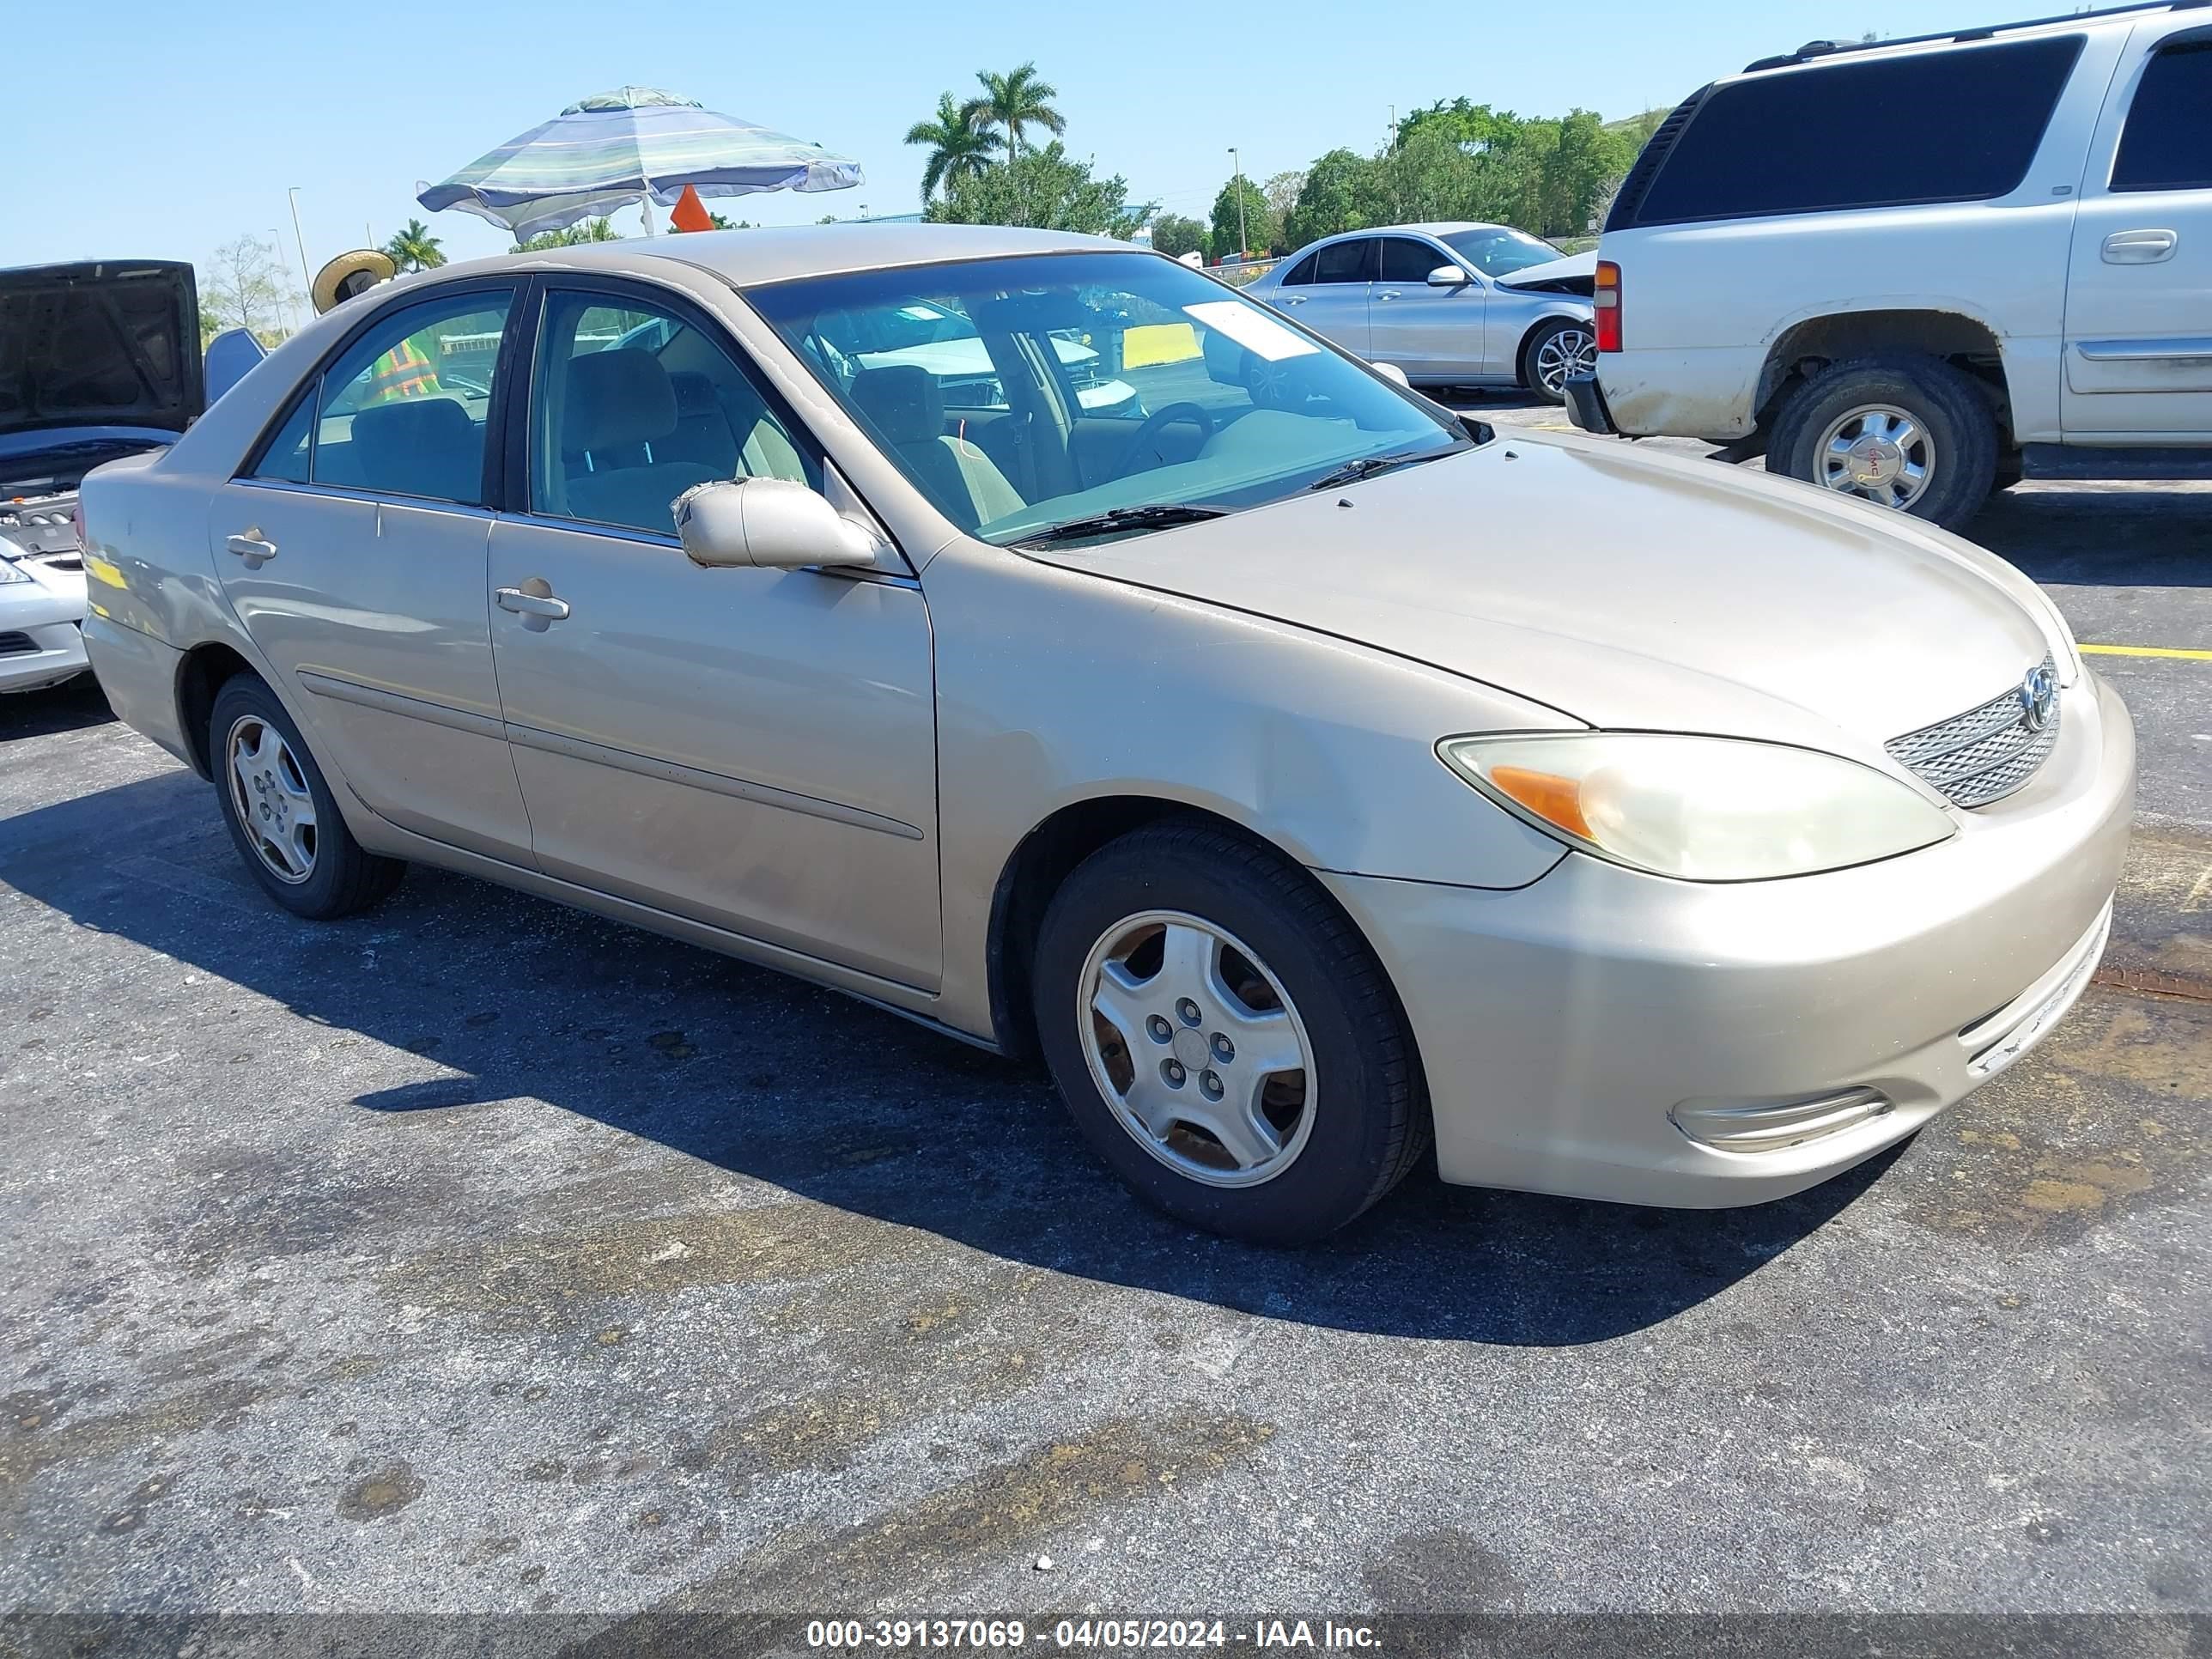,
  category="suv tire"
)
[1767,355,1999,531]
[1031,821,1429,1245]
